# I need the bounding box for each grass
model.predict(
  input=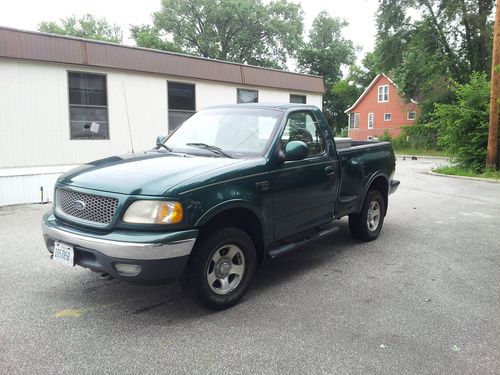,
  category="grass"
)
[394,148,447,157]
[433,165,500,180]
